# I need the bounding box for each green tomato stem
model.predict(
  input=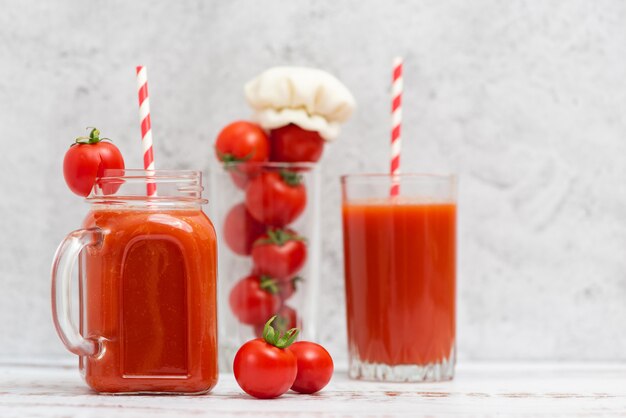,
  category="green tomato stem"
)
[262,316,299,349]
